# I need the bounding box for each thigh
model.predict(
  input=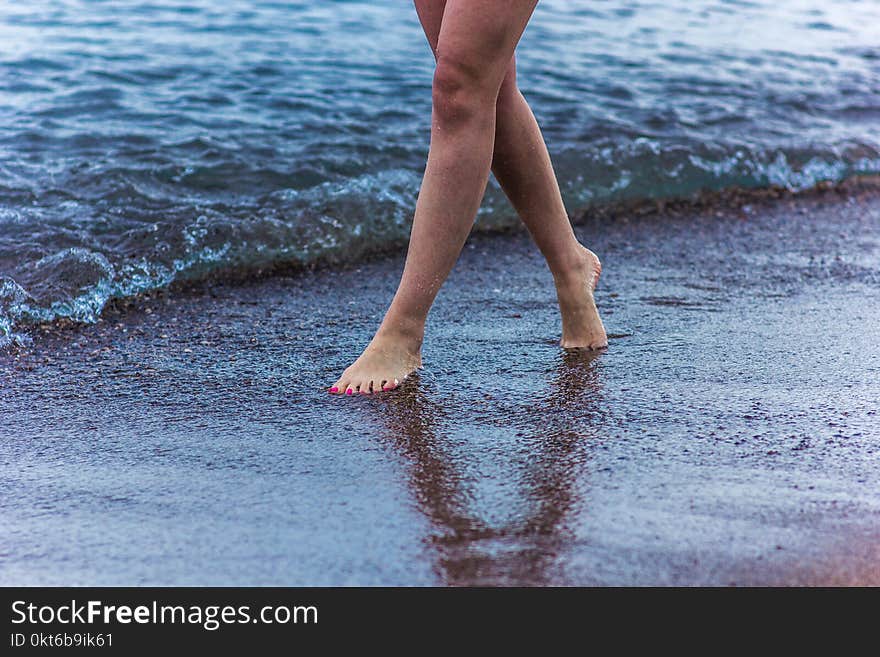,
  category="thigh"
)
[415,0,520,91]
[435,0,537,87]
[413,0,447,56]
